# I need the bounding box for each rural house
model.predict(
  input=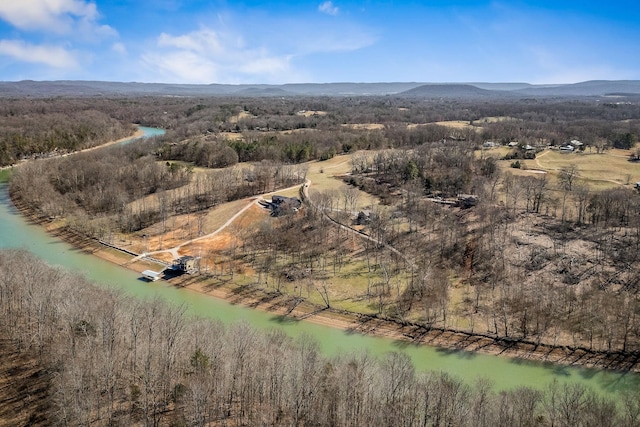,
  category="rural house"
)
[172,255,200,274]
[260,195,302,216]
